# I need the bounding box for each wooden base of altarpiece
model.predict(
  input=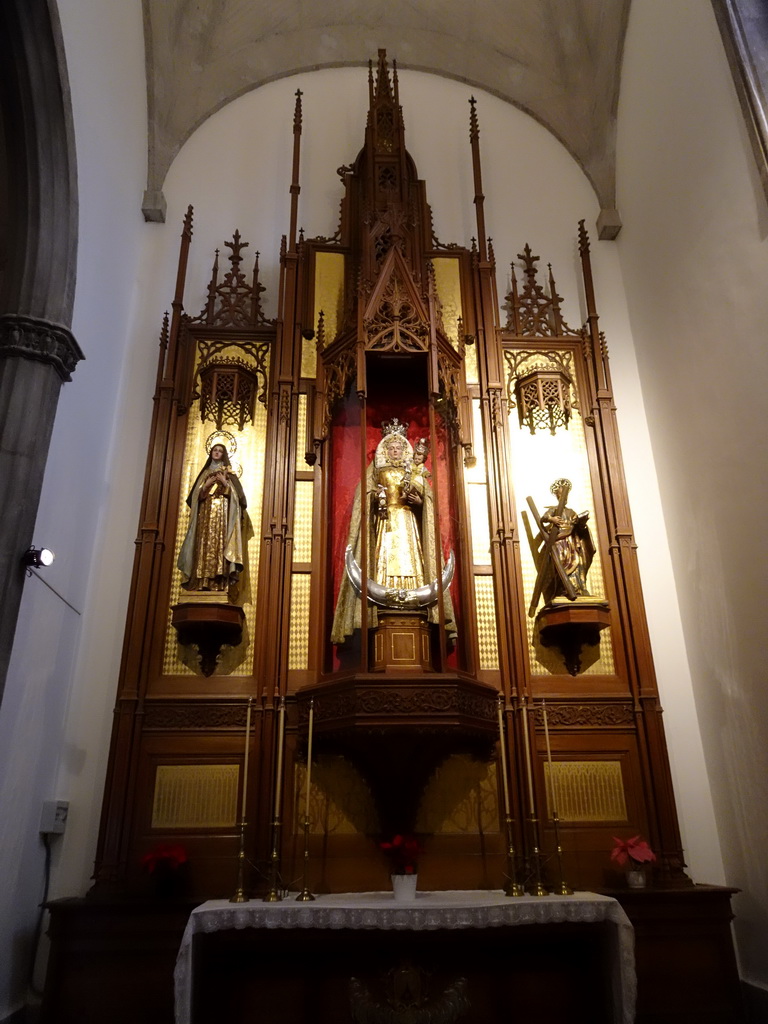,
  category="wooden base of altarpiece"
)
[41,886,745,1024]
